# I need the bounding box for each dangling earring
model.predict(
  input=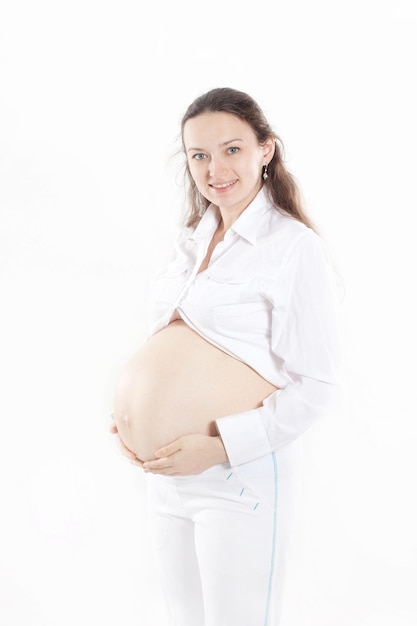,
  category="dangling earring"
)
[262,164,269,180]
